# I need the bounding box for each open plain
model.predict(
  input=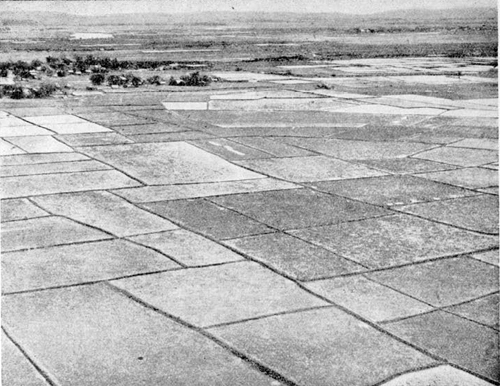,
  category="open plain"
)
[1,5,499,386]
[1,55,498,386]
